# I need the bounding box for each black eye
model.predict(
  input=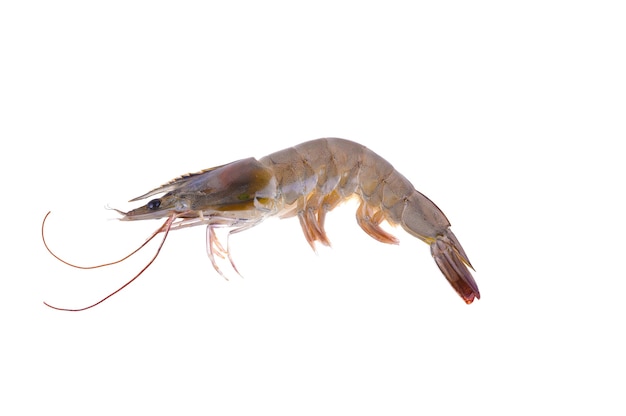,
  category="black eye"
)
[147,199,161,210]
